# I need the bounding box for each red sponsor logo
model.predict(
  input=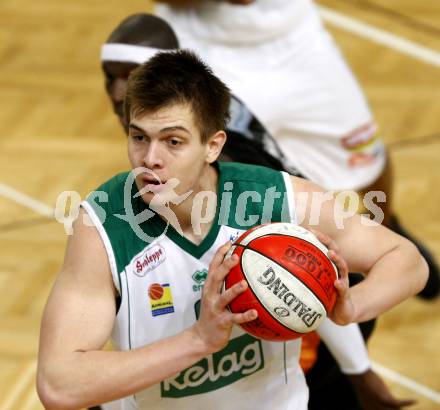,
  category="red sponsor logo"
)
[341,122,377,151]
[133,245,165,277]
